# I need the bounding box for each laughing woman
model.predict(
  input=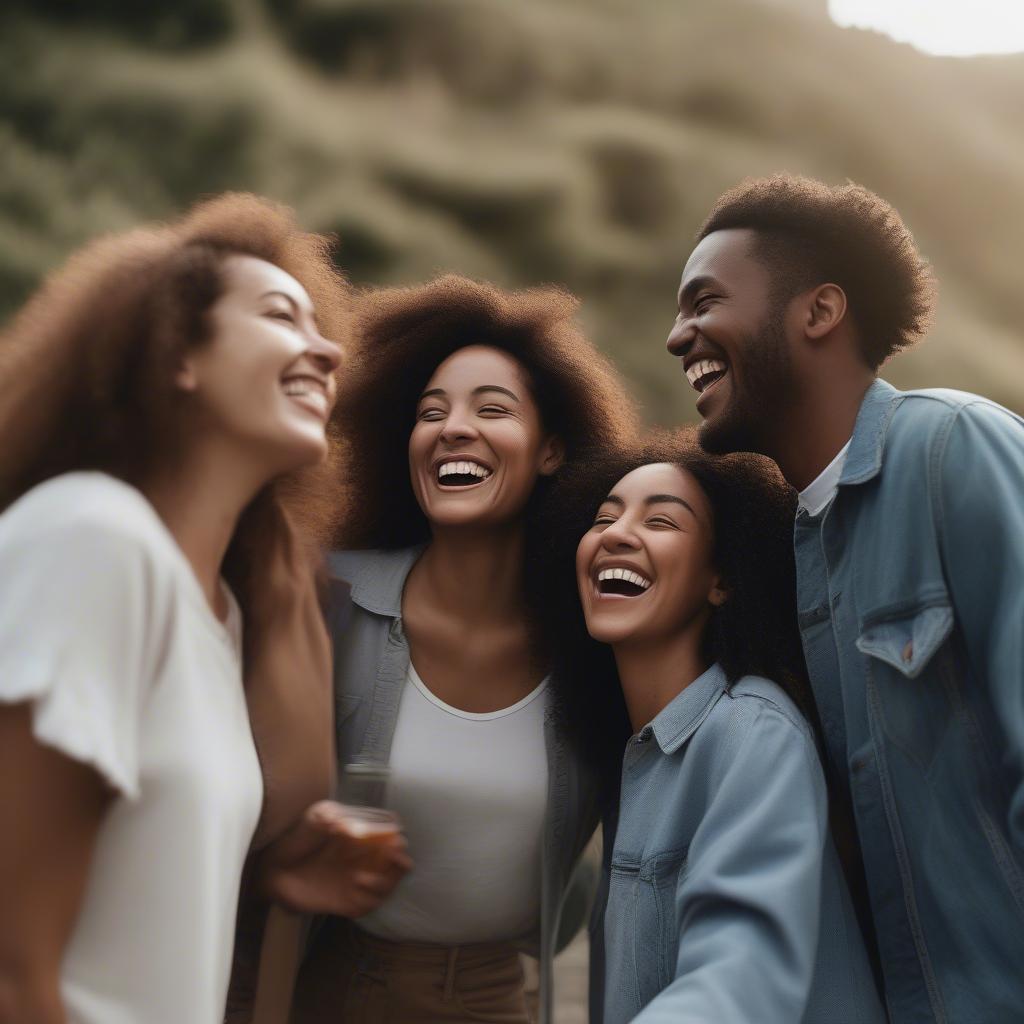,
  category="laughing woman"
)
[0,197,405,1024]
[290,276,637,1024]
[543,435,885,1024]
